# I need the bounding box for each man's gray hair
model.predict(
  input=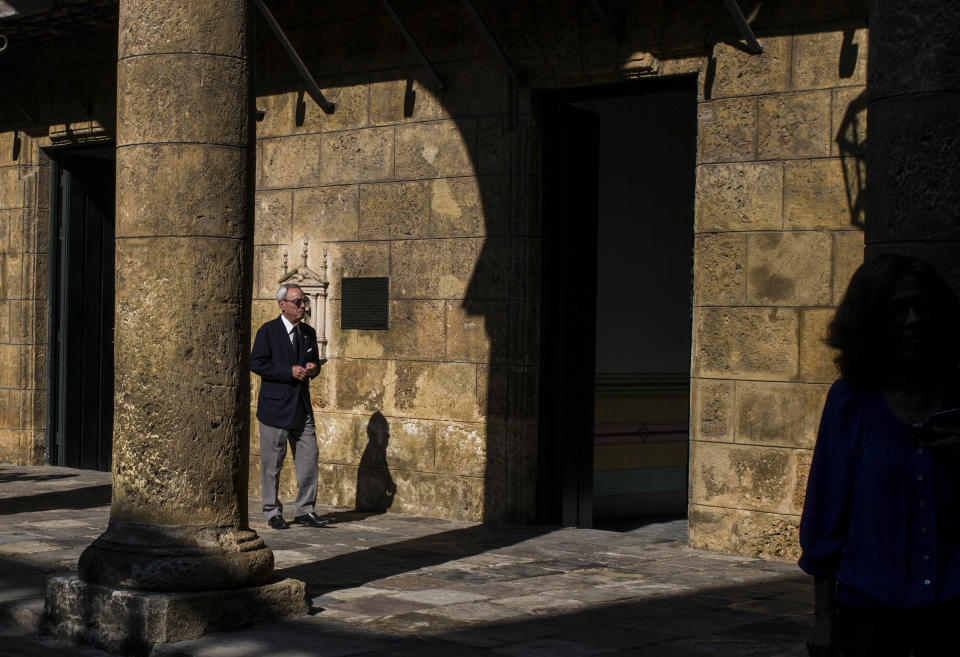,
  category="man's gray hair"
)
[276,283,303,302]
